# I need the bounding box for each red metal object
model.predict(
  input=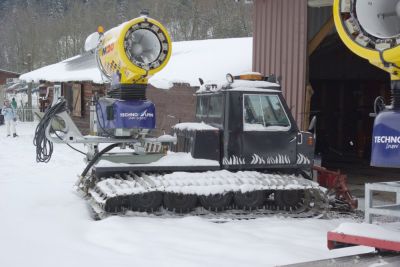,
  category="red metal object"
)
[328,231,400,252]
[313,166,358,210]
